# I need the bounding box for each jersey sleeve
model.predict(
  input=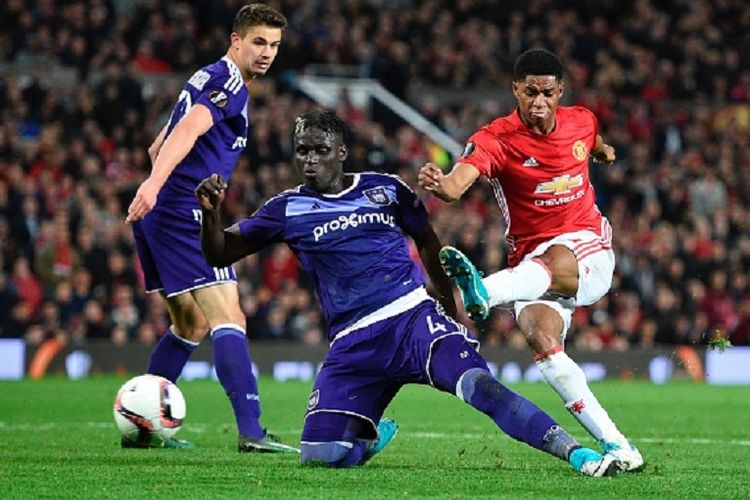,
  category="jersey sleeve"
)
[235,196,287,253]
[193,69,247,124]
[458,128,507,177]
[569,106,599,151]
[588,109,600,149]
[393,177,429,238]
